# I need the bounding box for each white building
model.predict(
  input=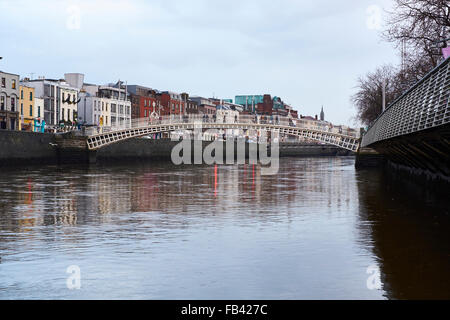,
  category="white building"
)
[67,73,131,128]
[23,77,79,126]
[216,105,239,123]
[216,105,241,137]
[34,97,44,121]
